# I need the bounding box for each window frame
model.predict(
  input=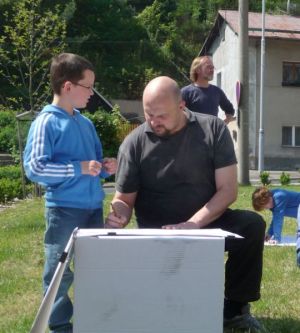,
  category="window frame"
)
[282,61,300,87]
[282,125,300,147]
